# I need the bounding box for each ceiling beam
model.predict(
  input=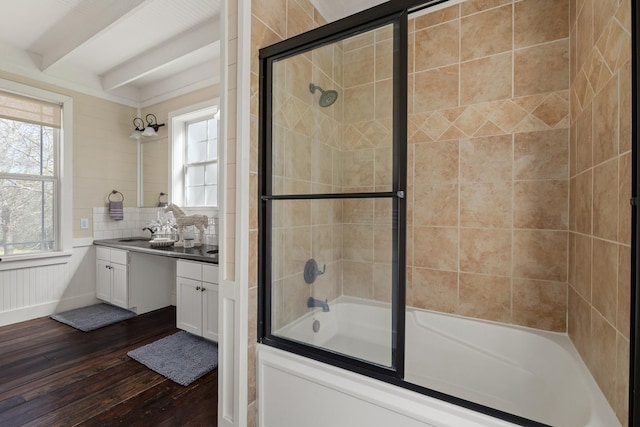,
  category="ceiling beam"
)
[100,20,220,92]
[29,0,150,71]
[139,58,221,107]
